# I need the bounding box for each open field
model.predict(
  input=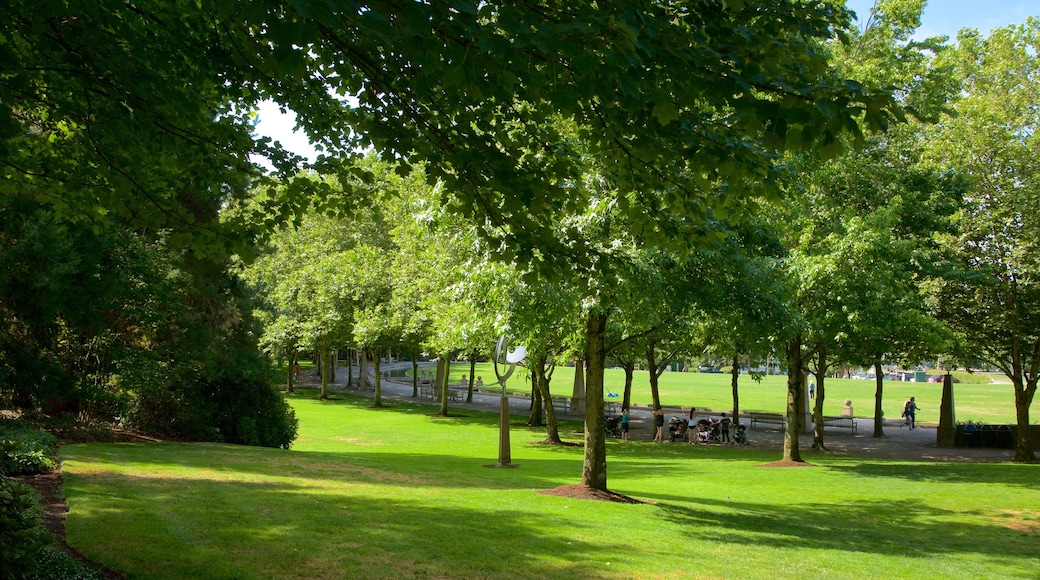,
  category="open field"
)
[442,363,1020,425]
[60,389,1039,579]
